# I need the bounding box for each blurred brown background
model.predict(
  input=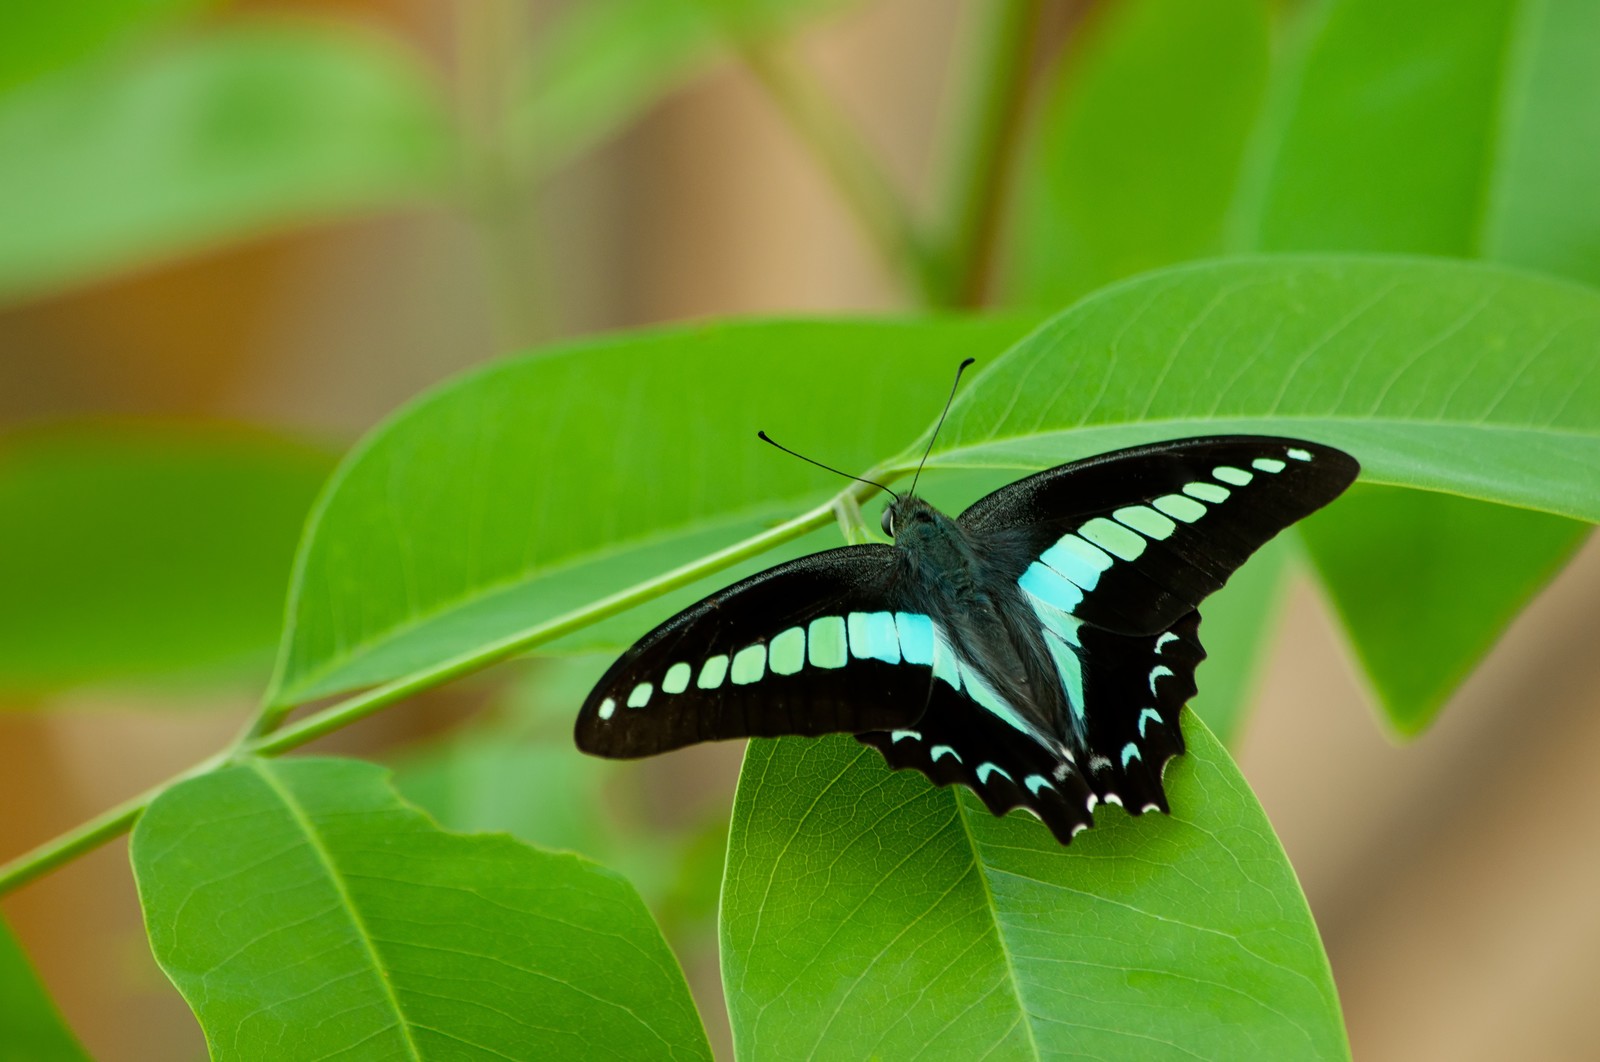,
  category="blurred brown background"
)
[2,1,1596,1059]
